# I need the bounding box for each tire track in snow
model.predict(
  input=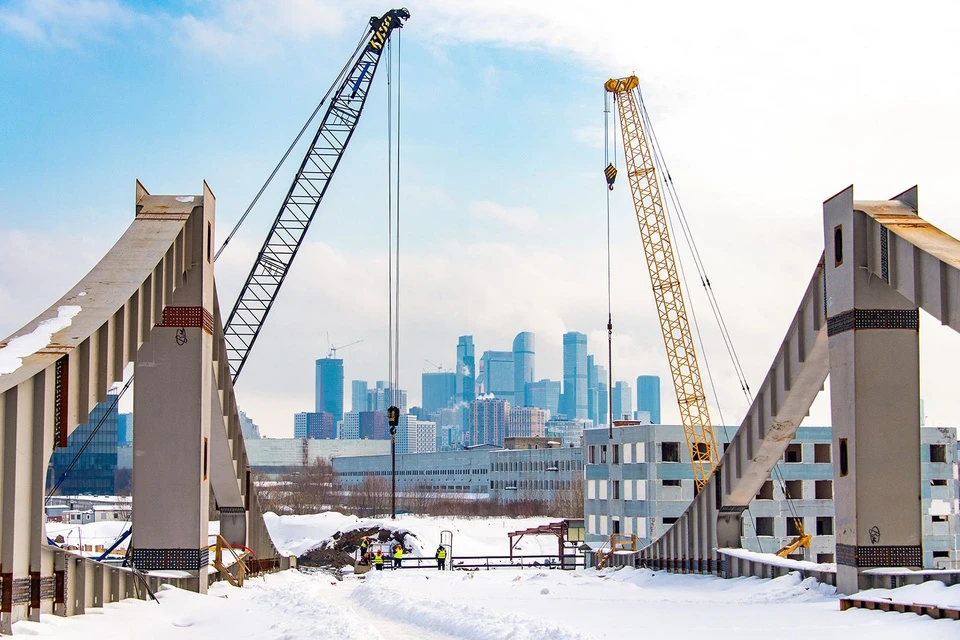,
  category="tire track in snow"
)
[352,576,589,640]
